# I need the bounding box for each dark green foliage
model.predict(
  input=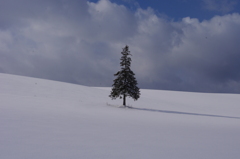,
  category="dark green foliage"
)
[109,45,140,106]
